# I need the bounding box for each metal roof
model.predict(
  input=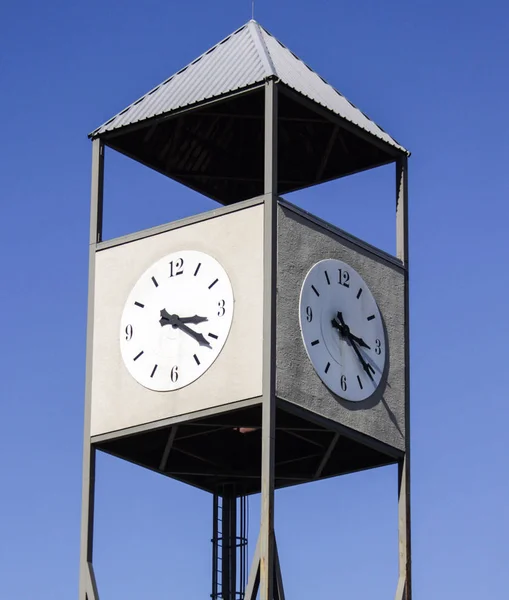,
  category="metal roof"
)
[90,21,406,153]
